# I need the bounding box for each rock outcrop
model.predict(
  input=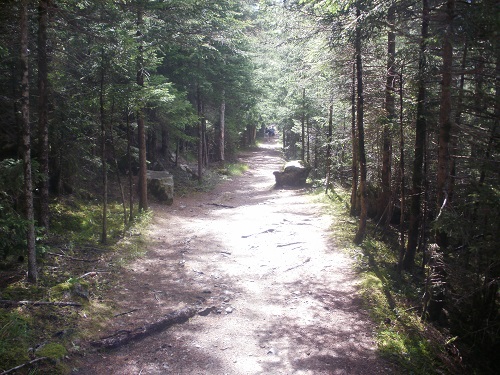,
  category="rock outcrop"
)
[147,170,174,204]
[273,160,311,187]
